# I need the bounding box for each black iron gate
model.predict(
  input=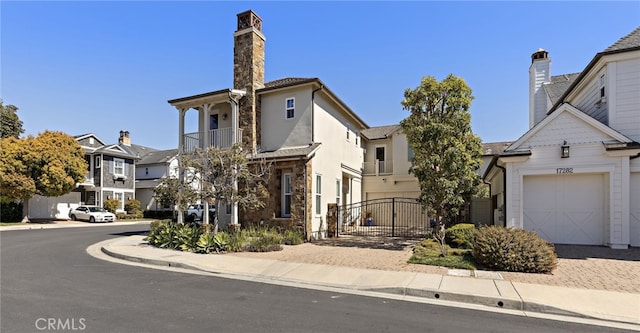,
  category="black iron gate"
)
[337,198,431,238]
